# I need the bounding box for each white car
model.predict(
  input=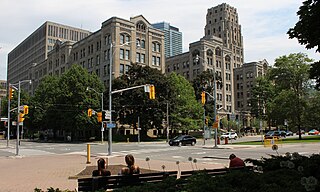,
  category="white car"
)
[220,132,238,140]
